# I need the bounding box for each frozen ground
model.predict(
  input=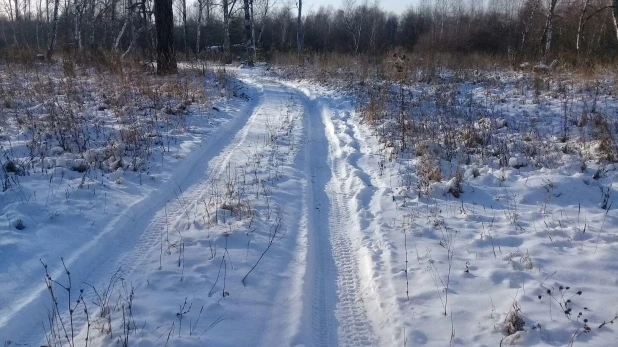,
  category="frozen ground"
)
[1,65,618,347]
